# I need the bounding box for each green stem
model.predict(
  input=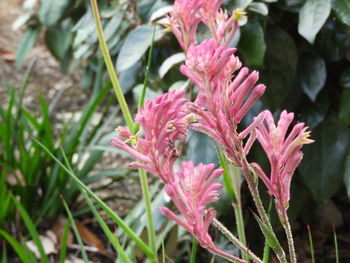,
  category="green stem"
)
[139,168,158,262]
[212,218,263,263]
[282,210,297,263]
[90,0,134,131]
[242,162,287,263]
[231,165,249,262]
[90,1,158,261]
[190,238,197,263]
